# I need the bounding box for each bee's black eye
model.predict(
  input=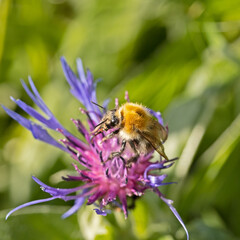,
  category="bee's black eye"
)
[111,115,119,126]
[105,115,119,130]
